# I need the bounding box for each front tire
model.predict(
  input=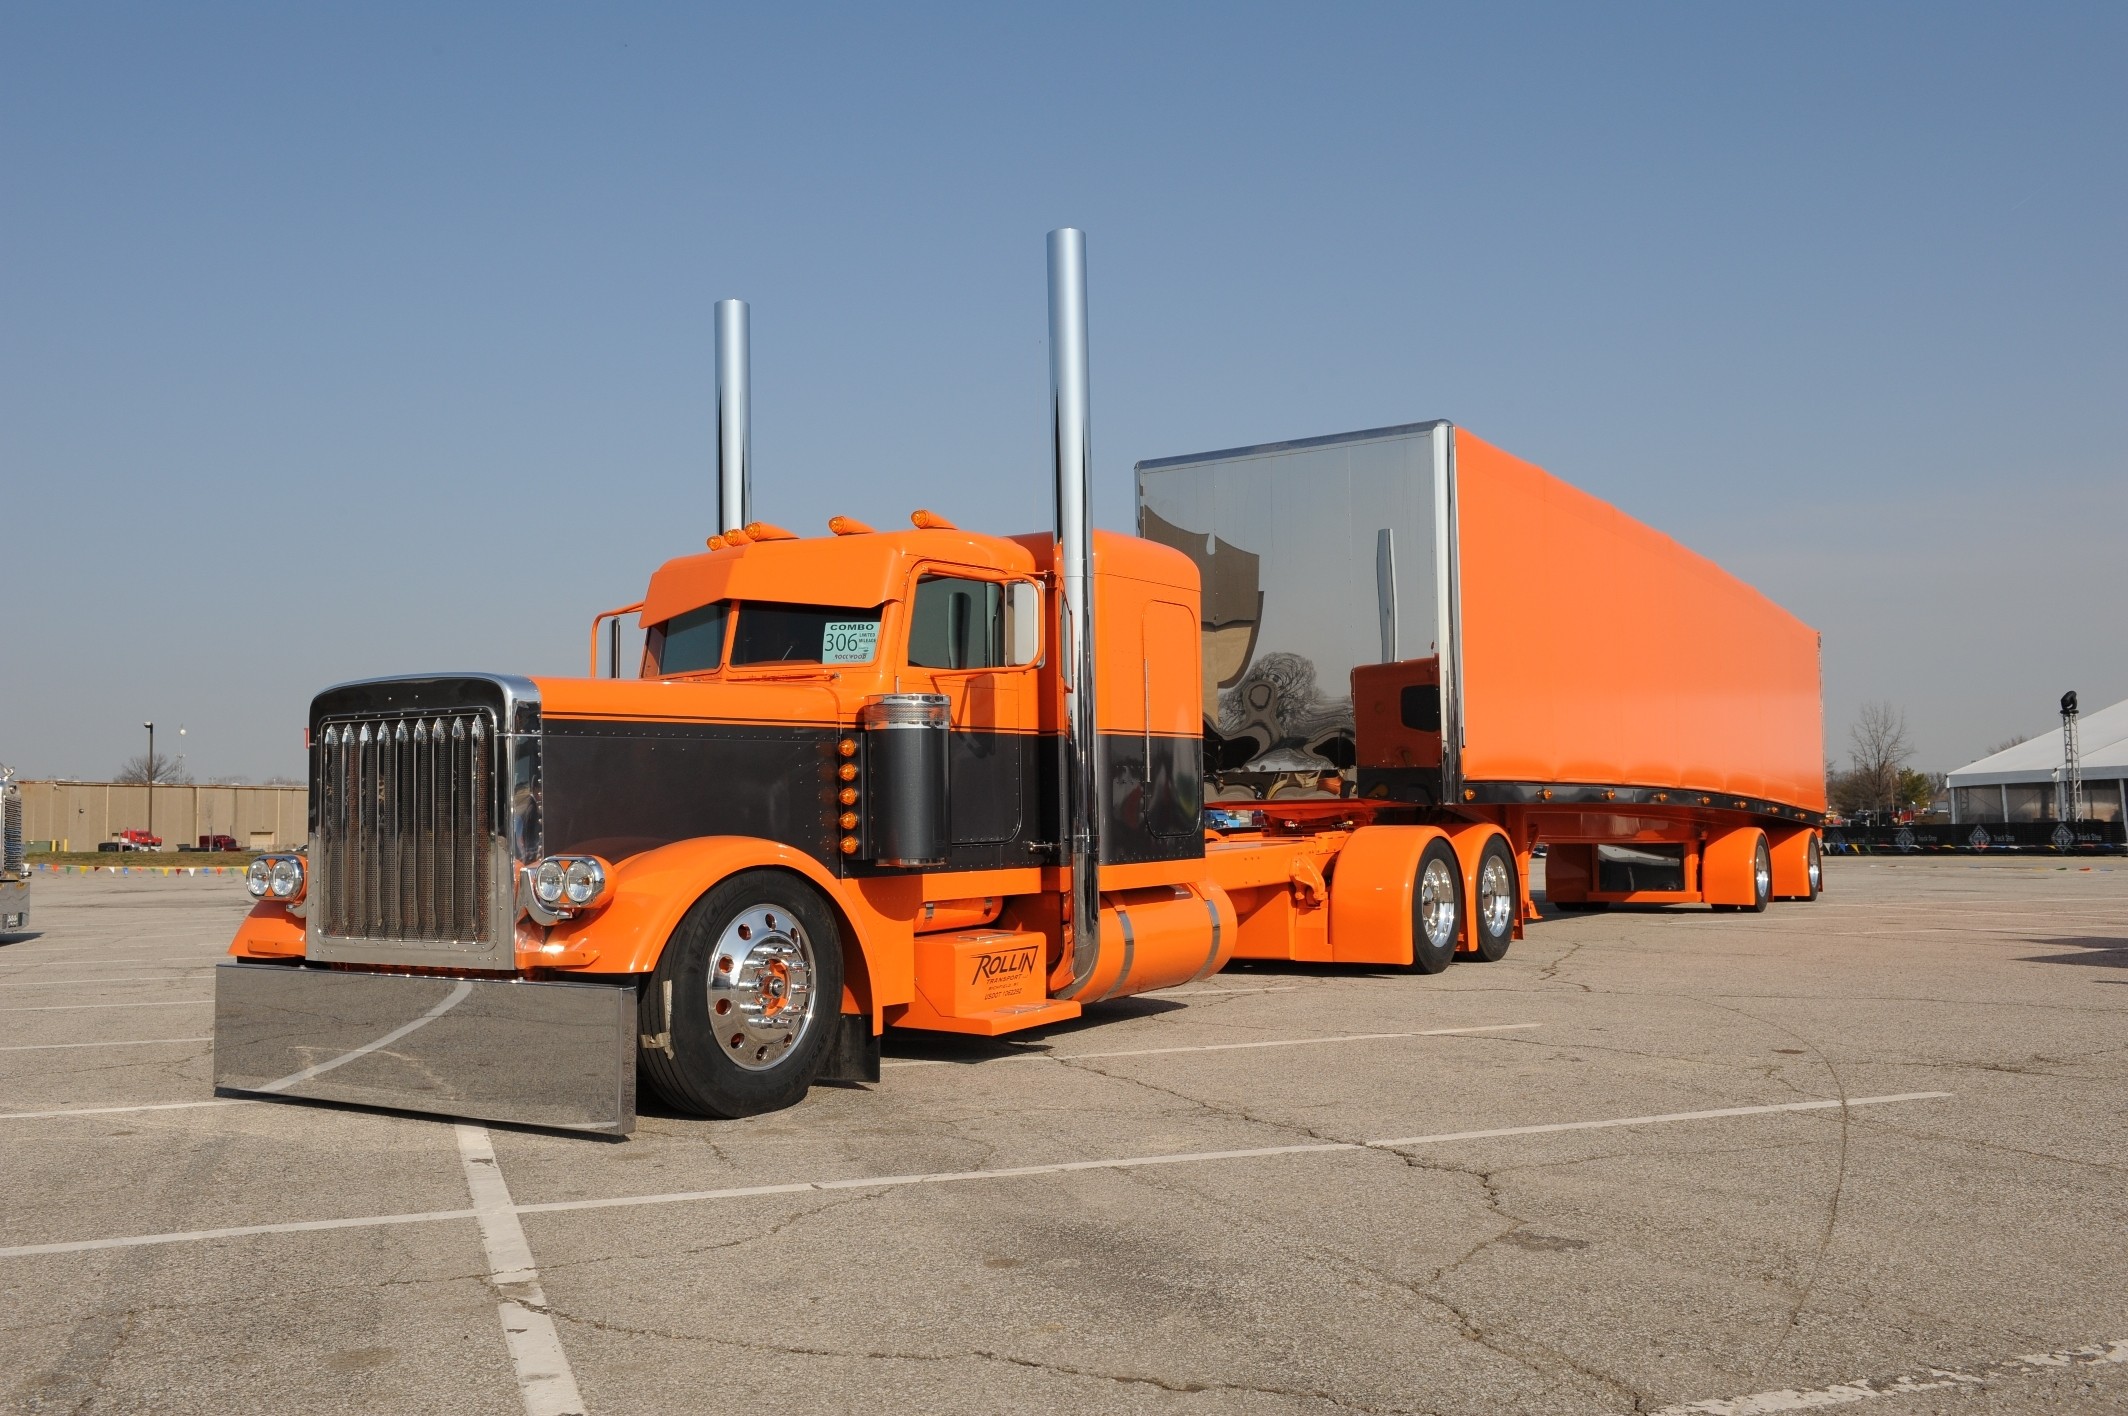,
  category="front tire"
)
[639,869,844,1118]
[1408,838,1463,974]
[1470,838,1517,962]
